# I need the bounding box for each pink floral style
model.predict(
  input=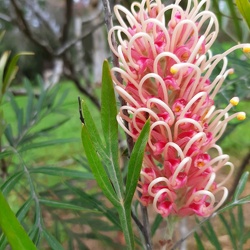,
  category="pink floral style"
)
[108,0,248,217]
